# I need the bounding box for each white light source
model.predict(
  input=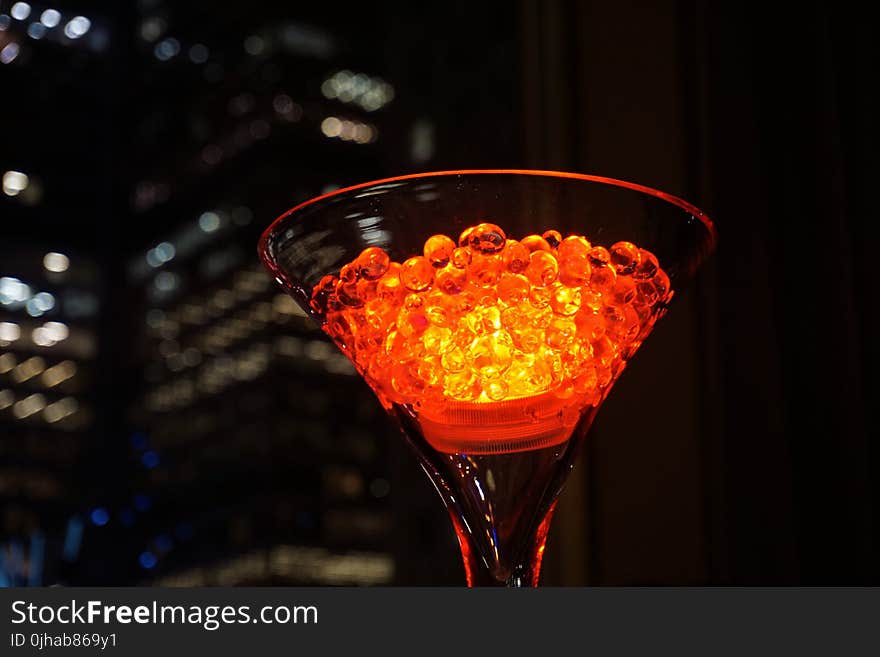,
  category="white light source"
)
[154,241,175,262]
[13,393,46,419]
[11,3,31,21]
[27,22,46,39]
[0,389,13,410]
[0,322,21,342]
[321,117,342,138]
[153,37,179,61]
[0,277,31,305]
[3,170,29,196]
[43,252,70,273]
[42,321,69,342]
[0,42,19,65]
[32,327,55,346]
[63,15,90,39]
[198,211,220,233]
[44,397,78,423]
[32,291,55,312]
[40,9,61,28]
